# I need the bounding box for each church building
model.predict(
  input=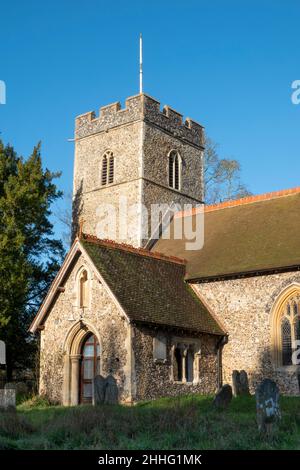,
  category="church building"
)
[30,93,300,404]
